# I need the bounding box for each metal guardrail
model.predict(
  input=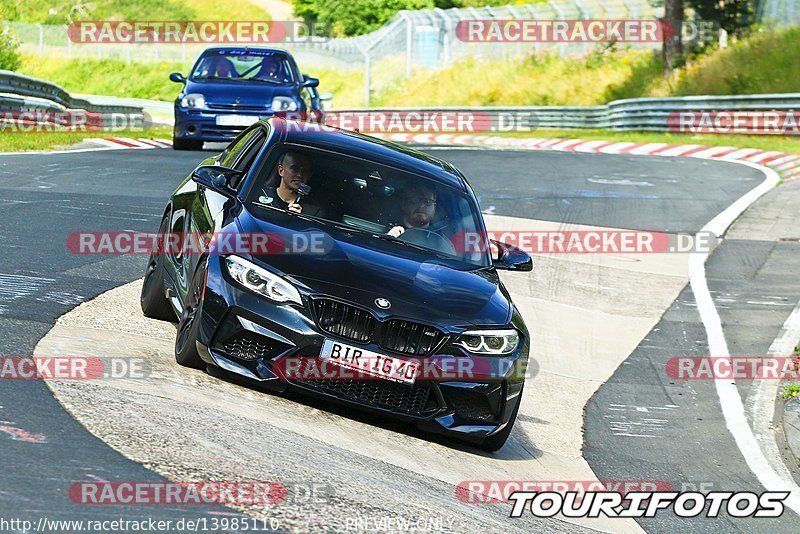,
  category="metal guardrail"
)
[345,94,800,133]
[0,70,145,116]
[3,68,795,135]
